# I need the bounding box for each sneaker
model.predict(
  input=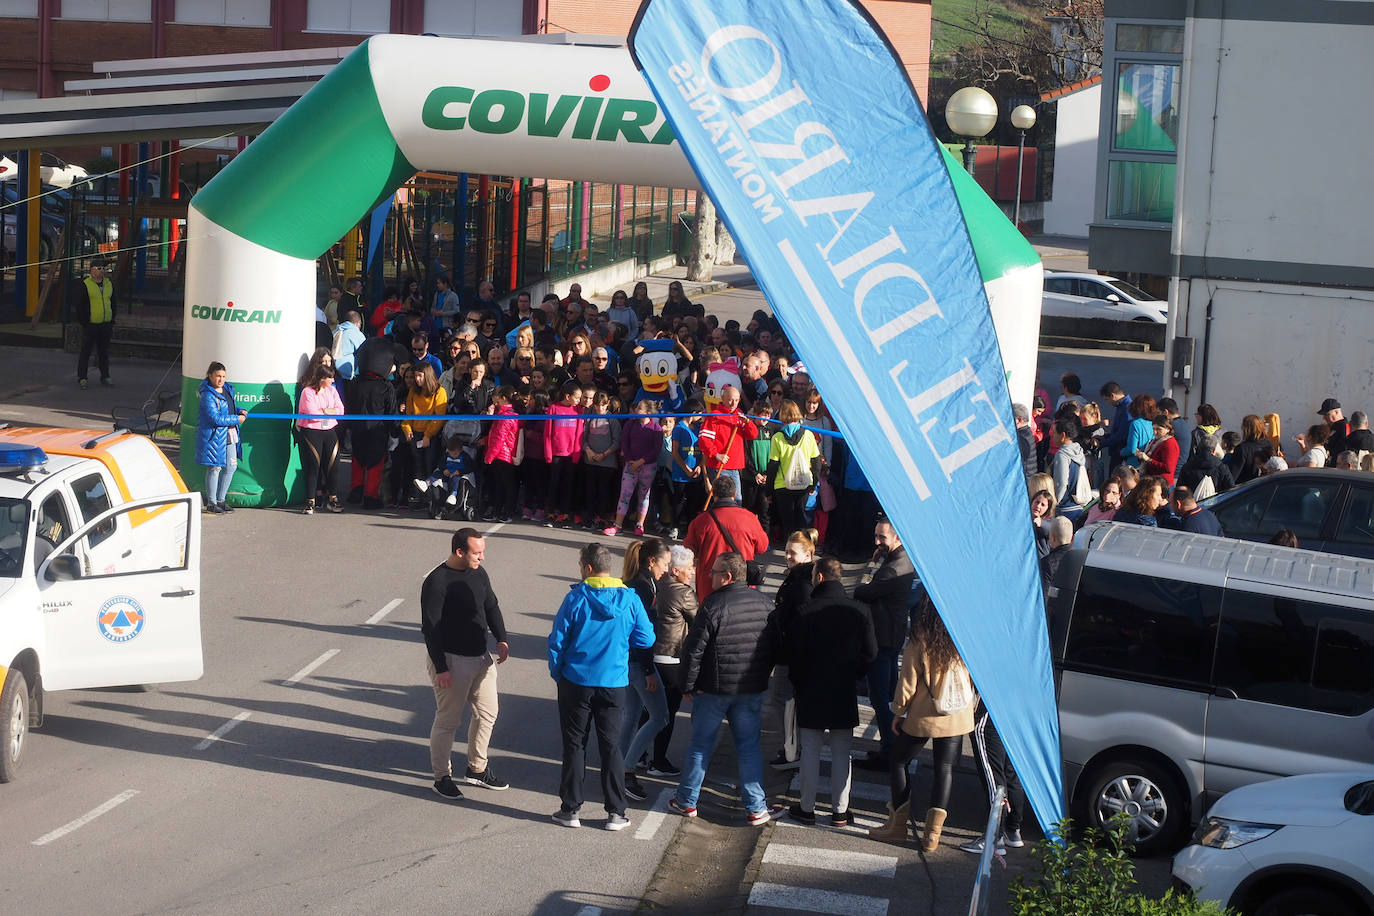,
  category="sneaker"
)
[831,810,852,828]
[667,527,679,540]
[787,804,815,825]
[100,377,114,387]
[498,514,513,524]
[769,750,801,771]
[480,510,495,520]
[413,478,429,494]
[464,766,509,791]
[449,493,461,506]
[958,835,1007,856]
[554,513,571,527]
[749,804,786,826]
[301,501,314,515]
[326,497,342,513]
[204,502,223,514]
[602,525,620,536]
[1005,829,1024,848]
[624,772,648,802]
[543,517,555,528]
[217,502,234,514]
[78,378,88,389]
[605,813,631,832]
[646,760,681,777]
[552,808,580,828]
[668,798,697,818]
[633,525,645,536]
[432,775,464,800]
